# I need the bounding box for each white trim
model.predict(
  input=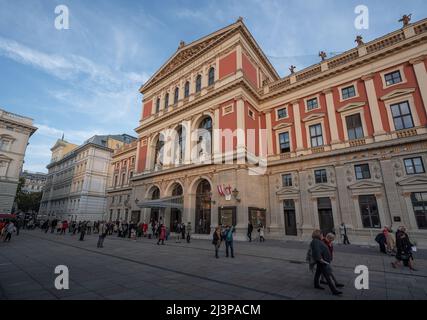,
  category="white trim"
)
[304,94,321,112]
[305,119,326,148]
[222,103,234,116]
[248,107,255,120]
[380,65,407,89]
[338,81,360,102]
[275,128,293,154]
[340,107,368,142]
[383,94,421,132]
[275,105,289,120]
